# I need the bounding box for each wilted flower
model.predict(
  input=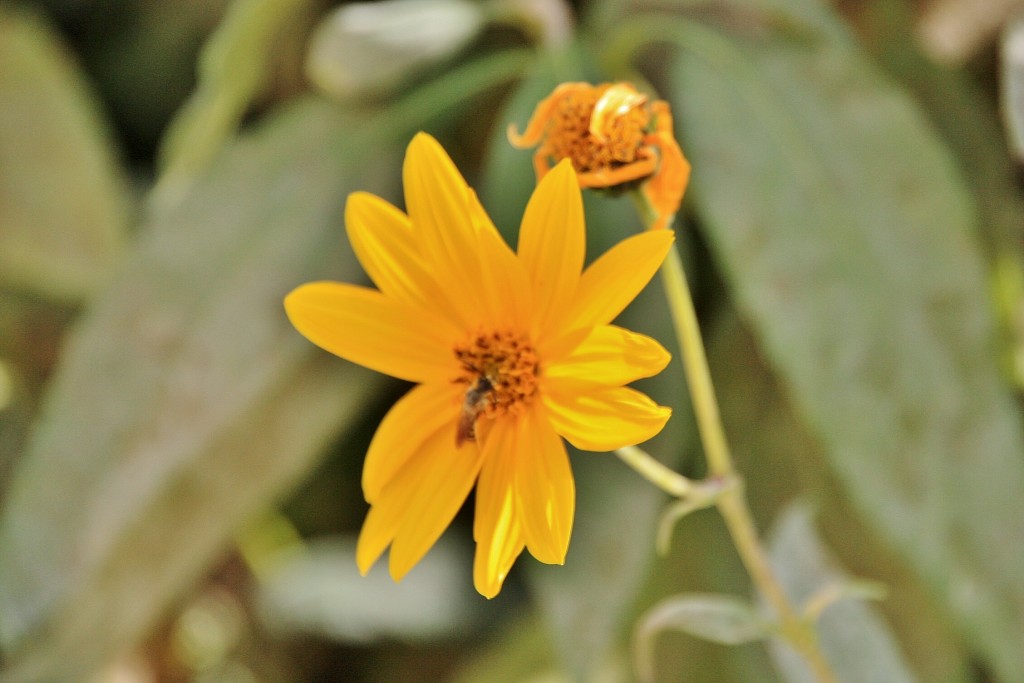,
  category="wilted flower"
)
[285,133,673,597]
[509,81,690,230]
